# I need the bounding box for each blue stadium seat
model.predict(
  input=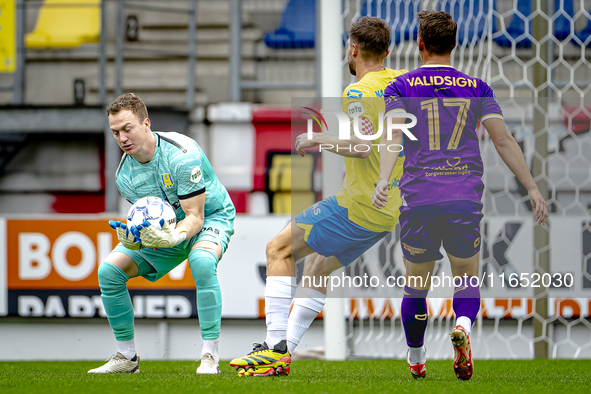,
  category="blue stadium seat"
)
[358,0,421,45]
[264,0,316,49]
[554,0,575,41]
[573,5,591,45]
[494,0,574,48]
[355,0,488,46]
[439,0,490,45]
